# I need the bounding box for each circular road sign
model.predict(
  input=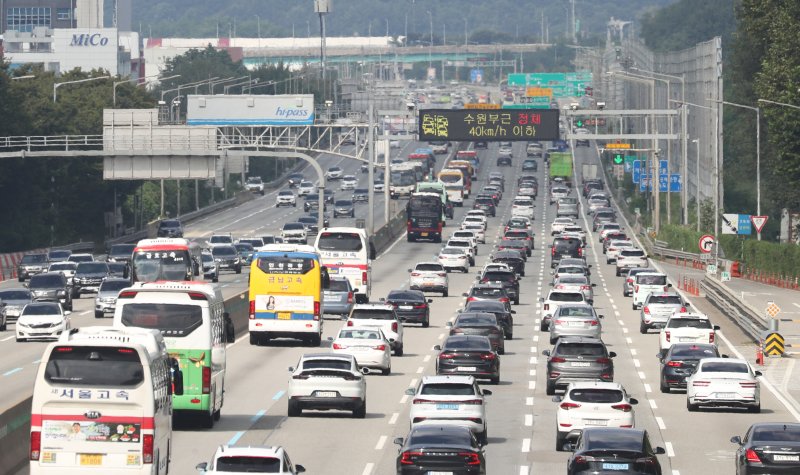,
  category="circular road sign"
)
[699,234,715,254]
